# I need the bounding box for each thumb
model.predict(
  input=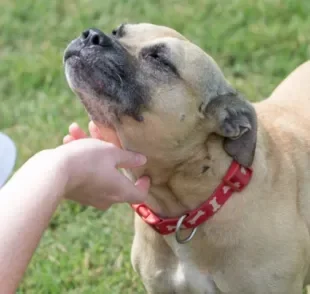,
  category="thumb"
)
[113,174,150,204]
[134,176,150,195]
[126,176,151,204]
[112,148,147,169]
